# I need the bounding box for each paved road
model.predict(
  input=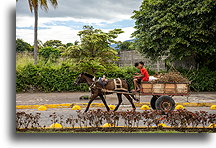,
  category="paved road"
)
[16,92,215,128]
[16,92,216,105]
